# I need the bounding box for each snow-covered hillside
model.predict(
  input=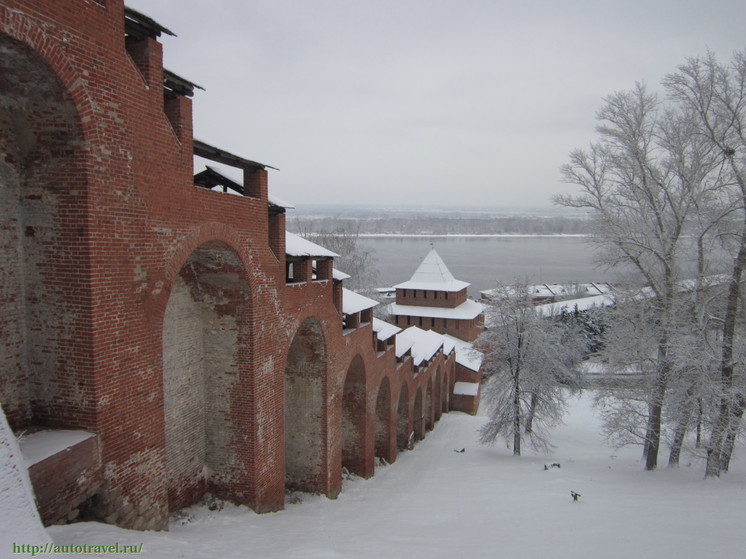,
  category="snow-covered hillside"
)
[0,408,52,552]
[44,393,746,558]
